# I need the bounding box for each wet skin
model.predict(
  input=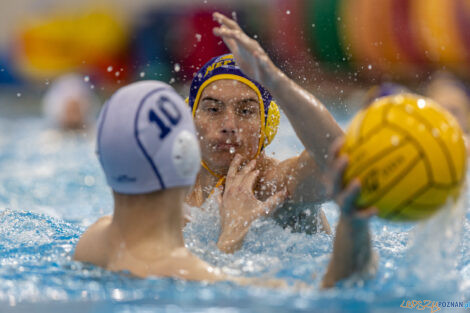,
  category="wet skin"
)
[194,79,262,175]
